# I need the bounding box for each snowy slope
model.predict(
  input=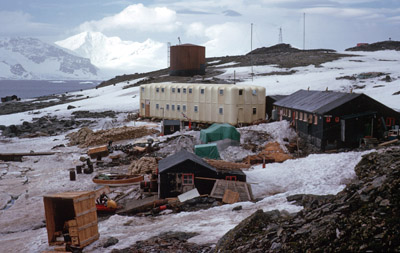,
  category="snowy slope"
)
[0,37,101,80]
[55,32,166,74]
